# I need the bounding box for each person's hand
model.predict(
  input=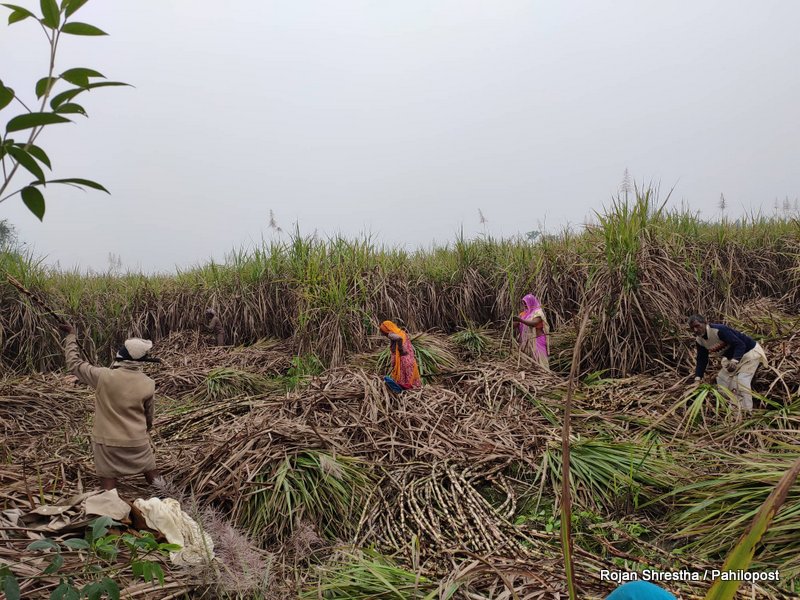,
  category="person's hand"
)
[57,322,75,335]
[726,359,739,373]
